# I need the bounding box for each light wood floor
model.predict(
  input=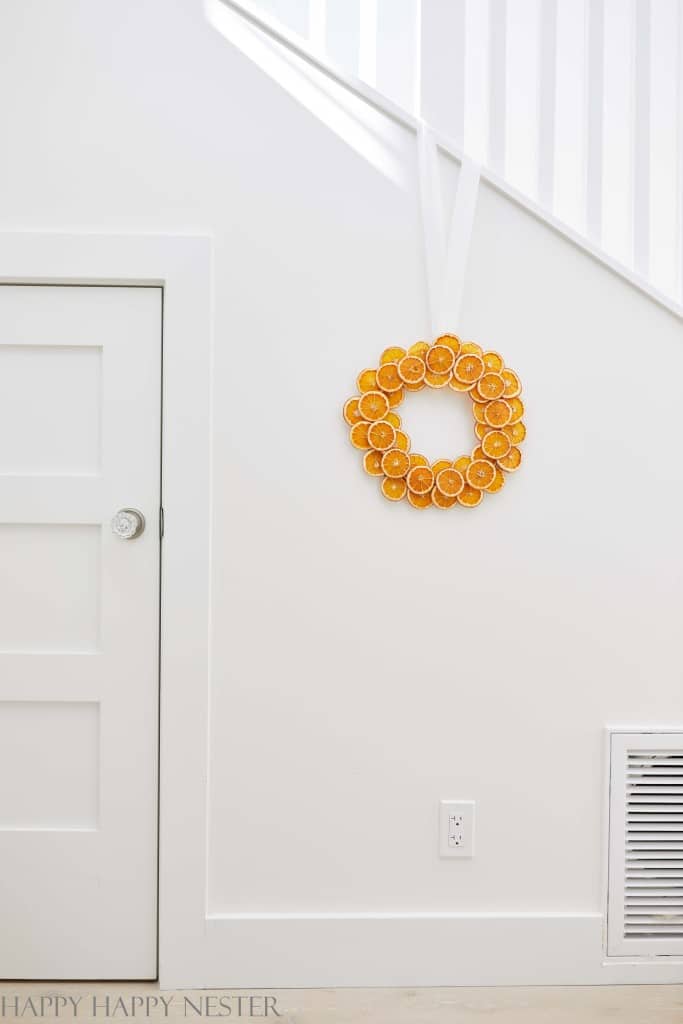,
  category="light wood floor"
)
[1,982,683,1023]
